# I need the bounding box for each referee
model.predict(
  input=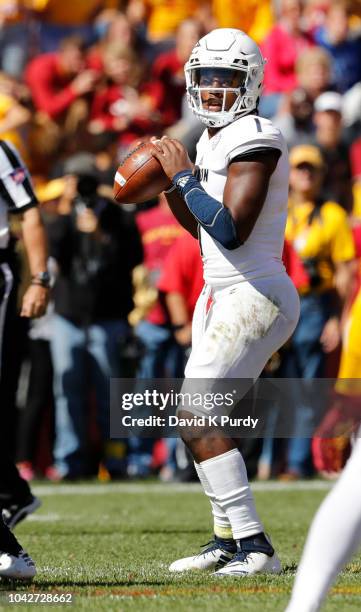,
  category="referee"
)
[0,139,49,579]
